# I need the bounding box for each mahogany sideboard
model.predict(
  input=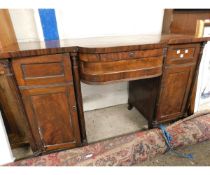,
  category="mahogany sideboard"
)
[0,34,209,155]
